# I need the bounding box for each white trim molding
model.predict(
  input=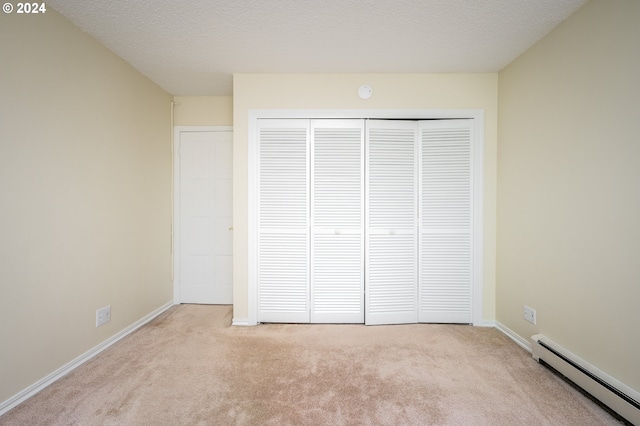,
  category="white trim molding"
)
[231,318,250,326]
[495,321,533,353]
[248,109,484,326]
[0,301,174,416]
[475,319,497,328]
